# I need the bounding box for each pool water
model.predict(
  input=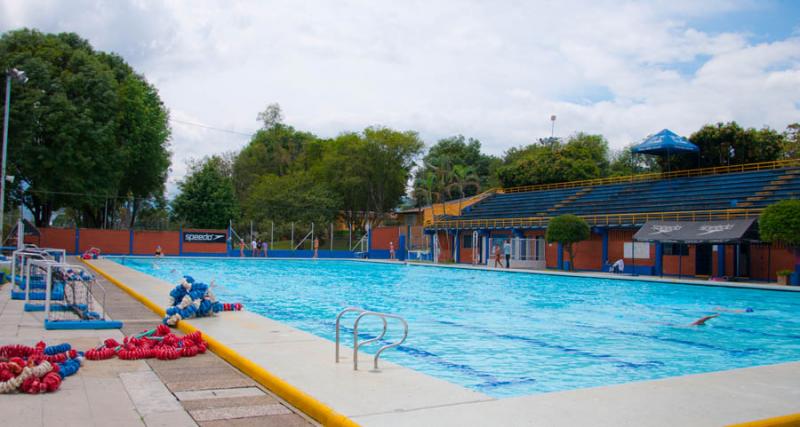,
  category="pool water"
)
[116,258,800,398]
